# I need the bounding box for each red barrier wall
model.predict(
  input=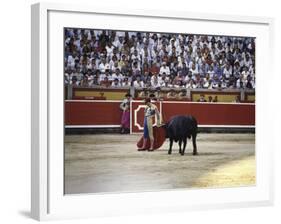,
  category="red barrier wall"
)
[162,102,254,125]
[131,101,255,133]
[65,101,122,125]
[65,101,255,131]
